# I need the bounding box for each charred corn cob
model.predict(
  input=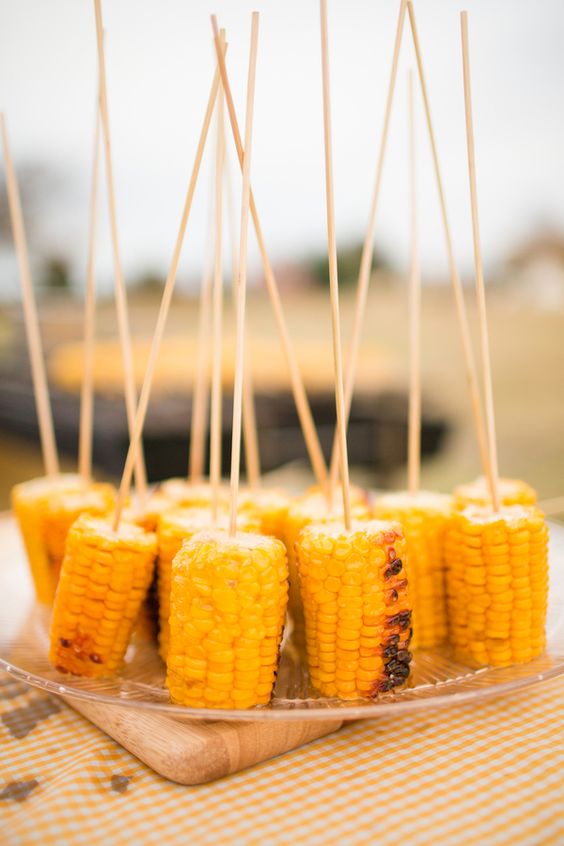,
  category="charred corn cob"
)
[296,519,412,699]
[445,505,548,667]
[285,491,370,626]
[373,491,452,648]
[49,514,157,677]
[240,487,290,540]
[166,530,289,709]
[157,507,261,660]
[453,477,537,511]
[11,474,114,604]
